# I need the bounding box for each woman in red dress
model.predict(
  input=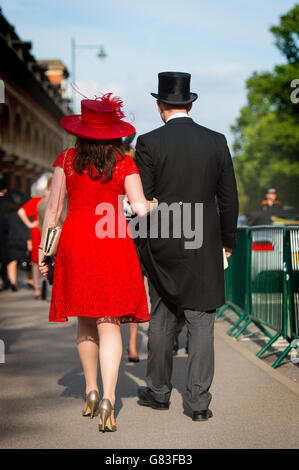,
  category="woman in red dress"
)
[39,94,156,433]
[18,196,42,298]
